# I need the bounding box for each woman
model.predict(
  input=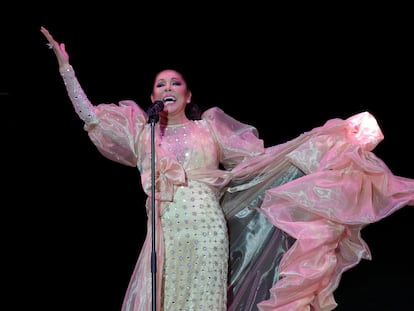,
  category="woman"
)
[41,26,414,311]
